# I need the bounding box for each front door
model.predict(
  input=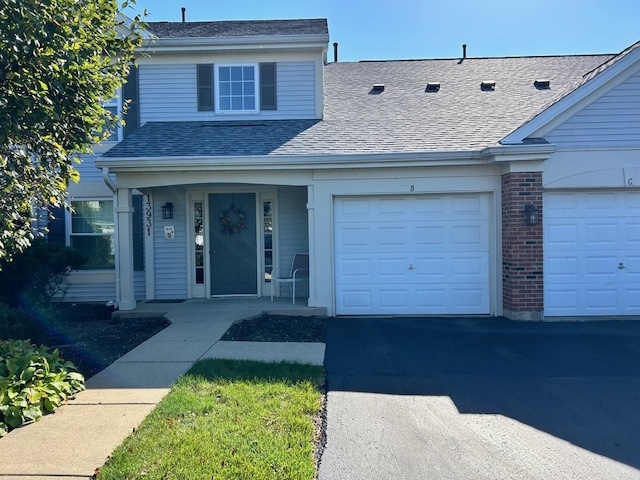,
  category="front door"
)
[209,193,258,295]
